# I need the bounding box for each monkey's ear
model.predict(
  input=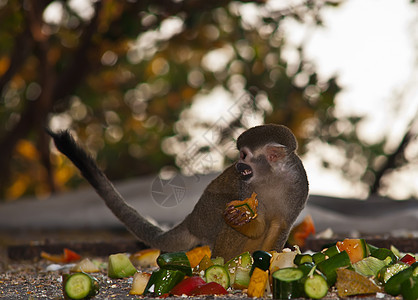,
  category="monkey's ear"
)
[265,144,286,163]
